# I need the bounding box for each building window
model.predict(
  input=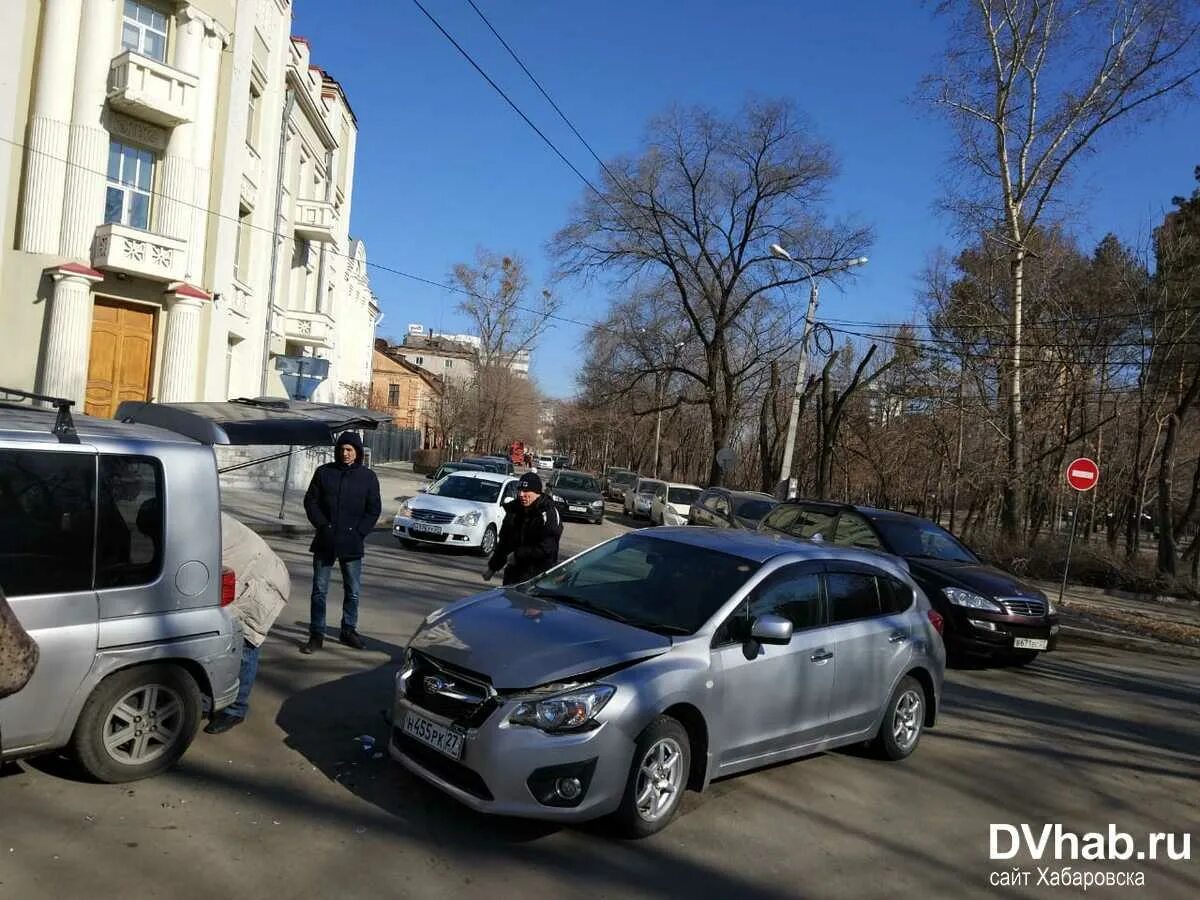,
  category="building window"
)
[247,87,261,150]
[445,360,453,369]
[105,140,155,230]
[121,0,168,63]
[388,384,400,406]
[415,356,424,366]
[234,206,252,282]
